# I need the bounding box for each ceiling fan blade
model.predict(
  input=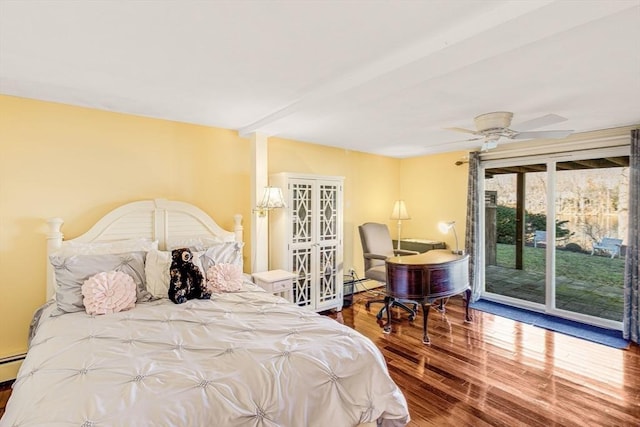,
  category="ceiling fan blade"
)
[513,130,574,139]
[441,136,485,145]
[515,114,568,131]
[445,126,478,135]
